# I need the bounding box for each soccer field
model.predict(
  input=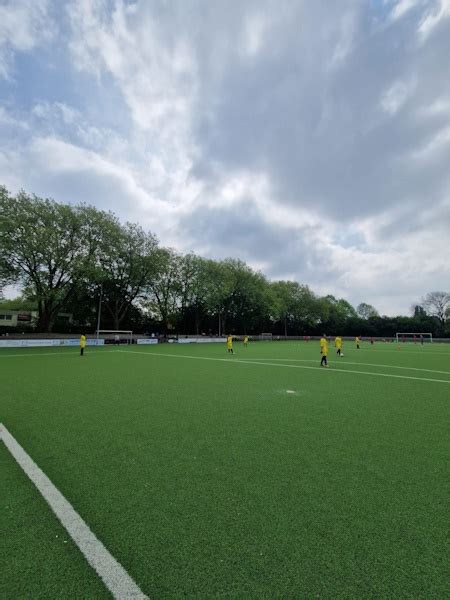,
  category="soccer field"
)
[1,340,449,598]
